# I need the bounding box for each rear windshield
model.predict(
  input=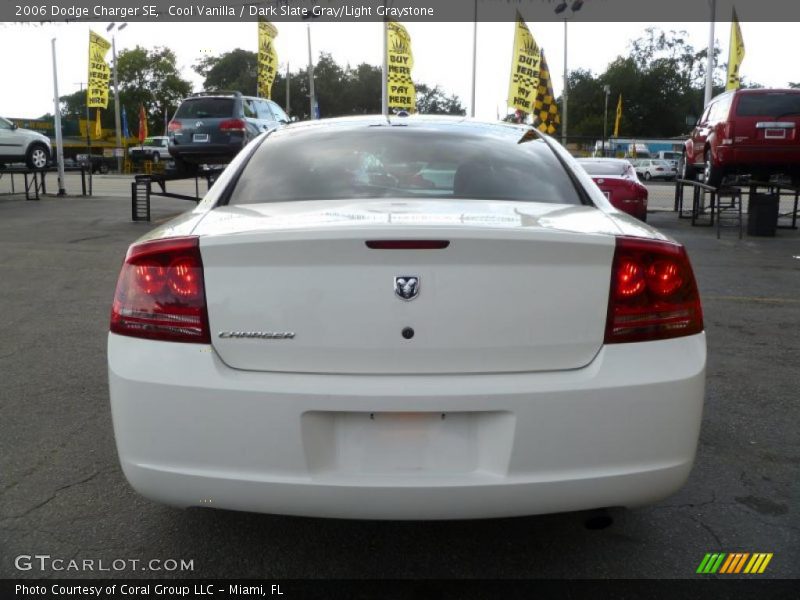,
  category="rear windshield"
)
[578,161,628,176]
[735,93,800,118]
[228,127,582,205]
[174,97,235,119]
